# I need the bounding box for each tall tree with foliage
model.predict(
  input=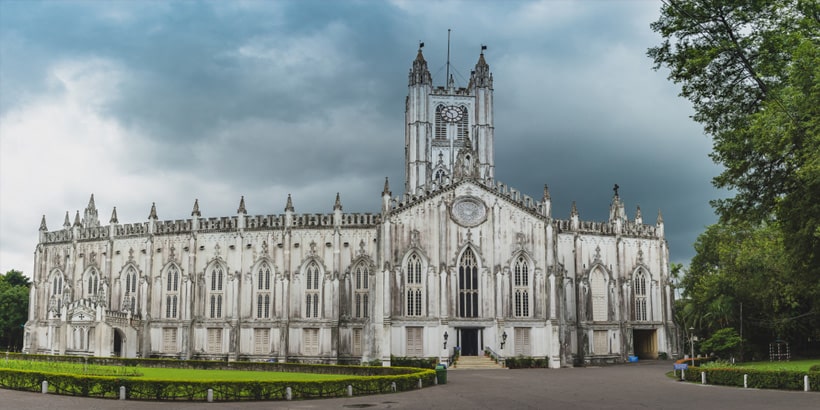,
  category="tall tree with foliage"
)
[649,0,819,353]
[0,270,30,351]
